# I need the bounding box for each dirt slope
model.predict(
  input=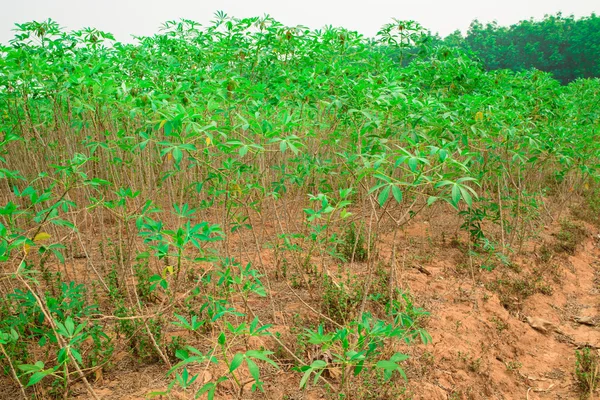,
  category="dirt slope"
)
[2,211,599,400]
